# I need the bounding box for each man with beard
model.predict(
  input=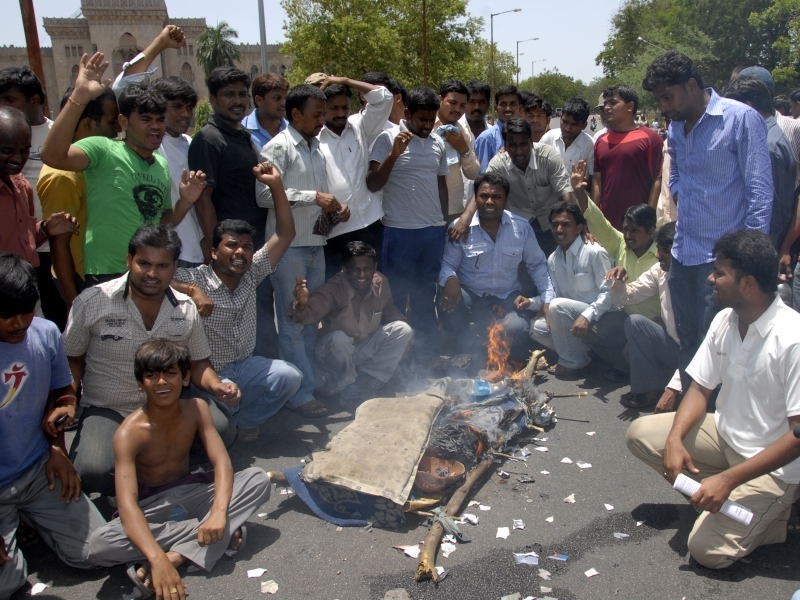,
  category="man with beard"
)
[42,52,205,285]
[63,225,240,496]
[627,230,800,569]
[173,165,305,441]
[462,80,490,141]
